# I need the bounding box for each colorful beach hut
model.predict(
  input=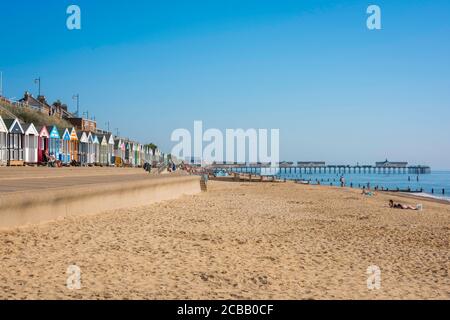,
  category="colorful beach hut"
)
[77,131,89,166]
[4,118,24,166]
[59,128,71,164]
[23,123,39,165]
[114,138,125,167]
[47,126,61,161]
[37,126,49,163]
[0,116,7,166]
[69,128,79,163]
